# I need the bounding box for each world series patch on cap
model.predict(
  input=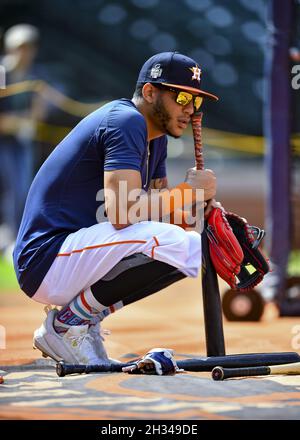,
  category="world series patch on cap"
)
[137,51,218,100]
